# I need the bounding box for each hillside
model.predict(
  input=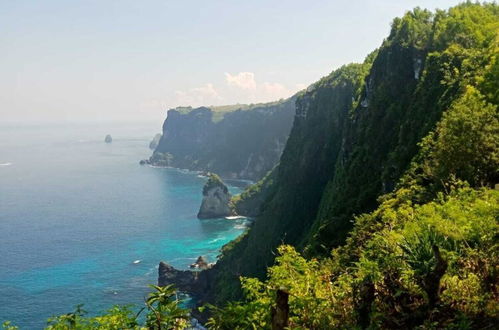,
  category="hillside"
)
[202,3,499,328]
